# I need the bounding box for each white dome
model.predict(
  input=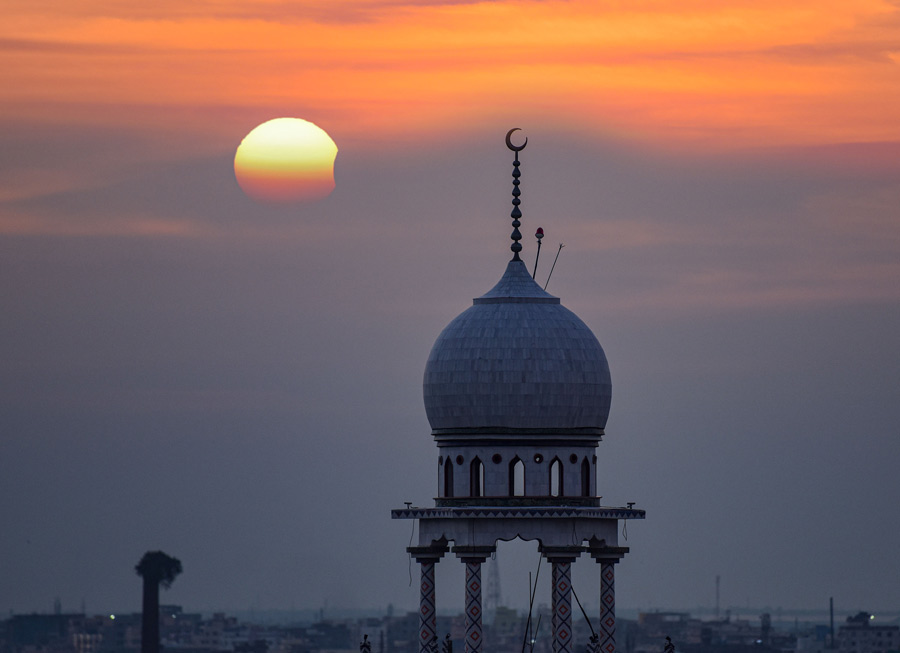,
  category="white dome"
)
[423,259,611,434]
